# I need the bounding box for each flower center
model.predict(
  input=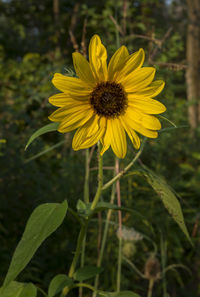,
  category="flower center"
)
[90,82,128,118]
